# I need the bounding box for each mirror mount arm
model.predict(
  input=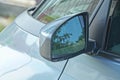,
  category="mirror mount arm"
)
[87,39,98,55]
